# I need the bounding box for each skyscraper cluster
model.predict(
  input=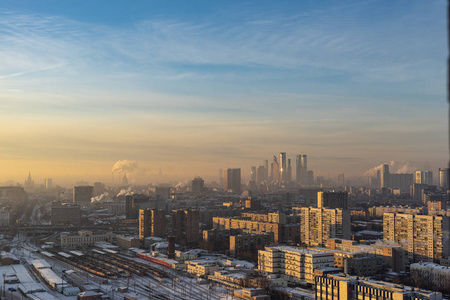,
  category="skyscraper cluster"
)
[248,152,312,189]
